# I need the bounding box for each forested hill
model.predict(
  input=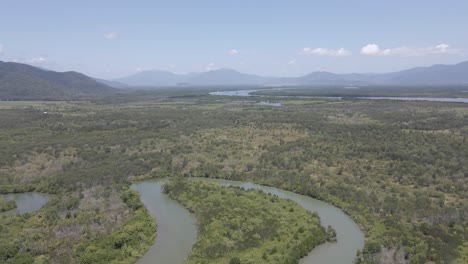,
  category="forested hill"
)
[0,61,116,100]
